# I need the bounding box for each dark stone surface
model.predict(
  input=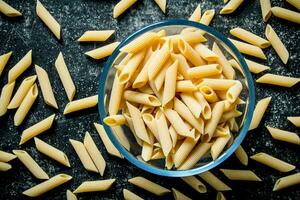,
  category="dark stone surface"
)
[0,0,299,199]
